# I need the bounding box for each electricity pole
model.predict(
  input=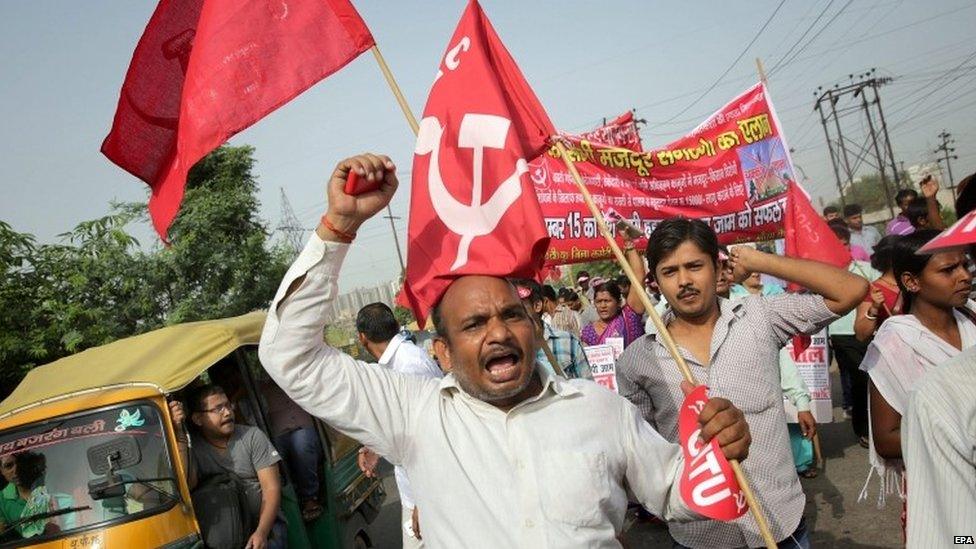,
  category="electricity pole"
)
[277,187,307,255]
[934,130,958,194]
[384,206,406,275]
[814,69,898,218]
